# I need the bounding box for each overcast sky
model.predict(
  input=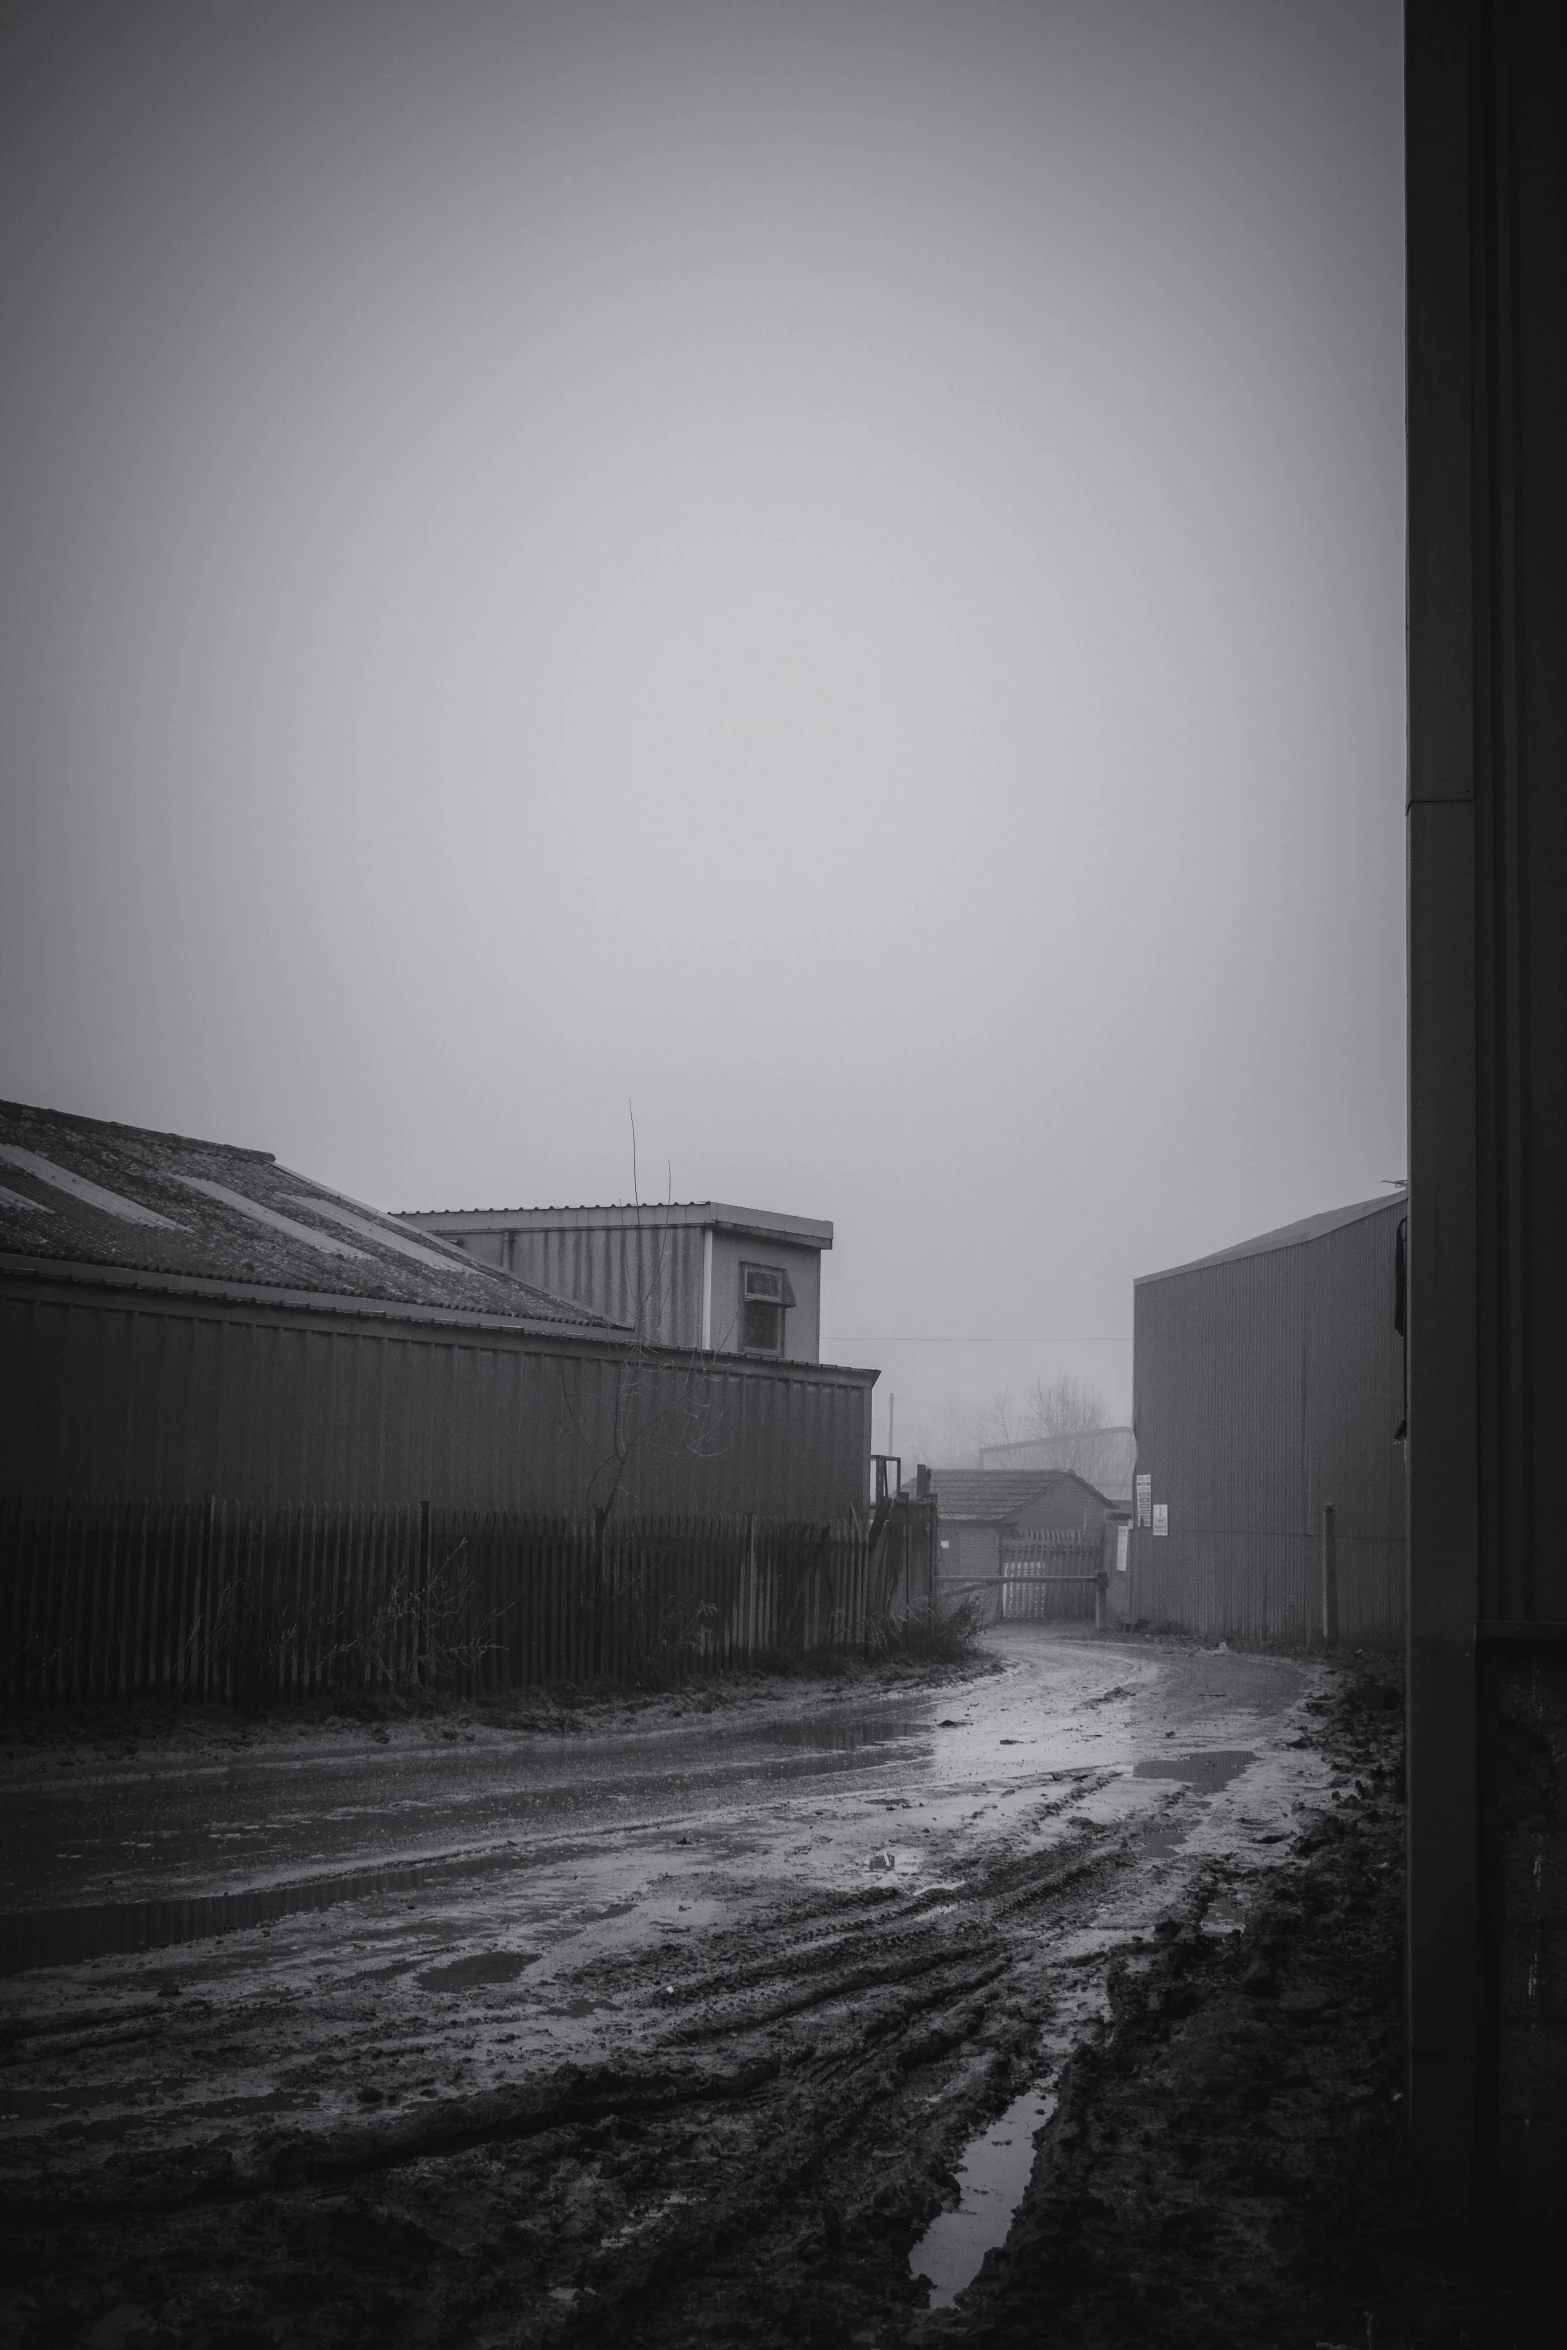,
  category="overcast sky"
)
[0,0,1405,1355]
